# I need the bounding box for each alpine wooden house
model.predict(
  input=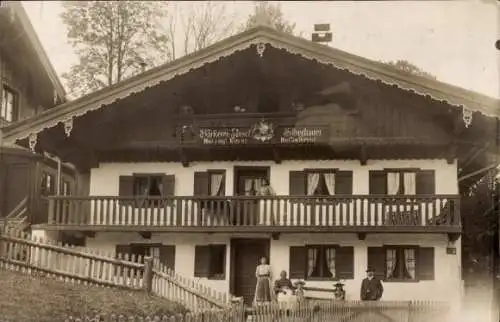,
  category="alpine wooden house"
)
[0,2,75,231]
[2,23,499,307]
